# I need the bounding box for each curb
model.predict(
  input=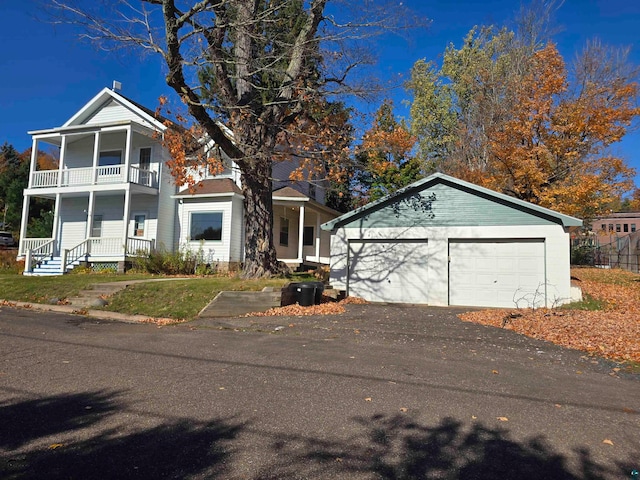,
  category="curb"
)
[0,299,177,325]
